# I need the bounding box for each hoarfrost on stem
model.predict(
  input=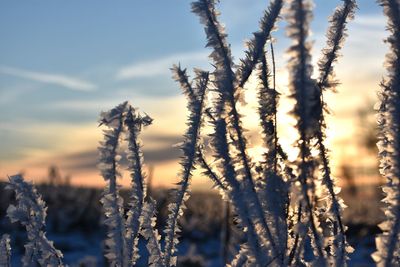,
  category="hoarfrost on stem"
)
[374,0,400,266]
[0,234,11,267]
[6,175,64,267]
